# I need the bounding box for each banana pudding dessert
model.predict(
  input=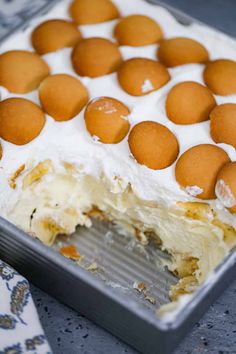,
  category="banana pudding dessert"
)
[1,0,236,301]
